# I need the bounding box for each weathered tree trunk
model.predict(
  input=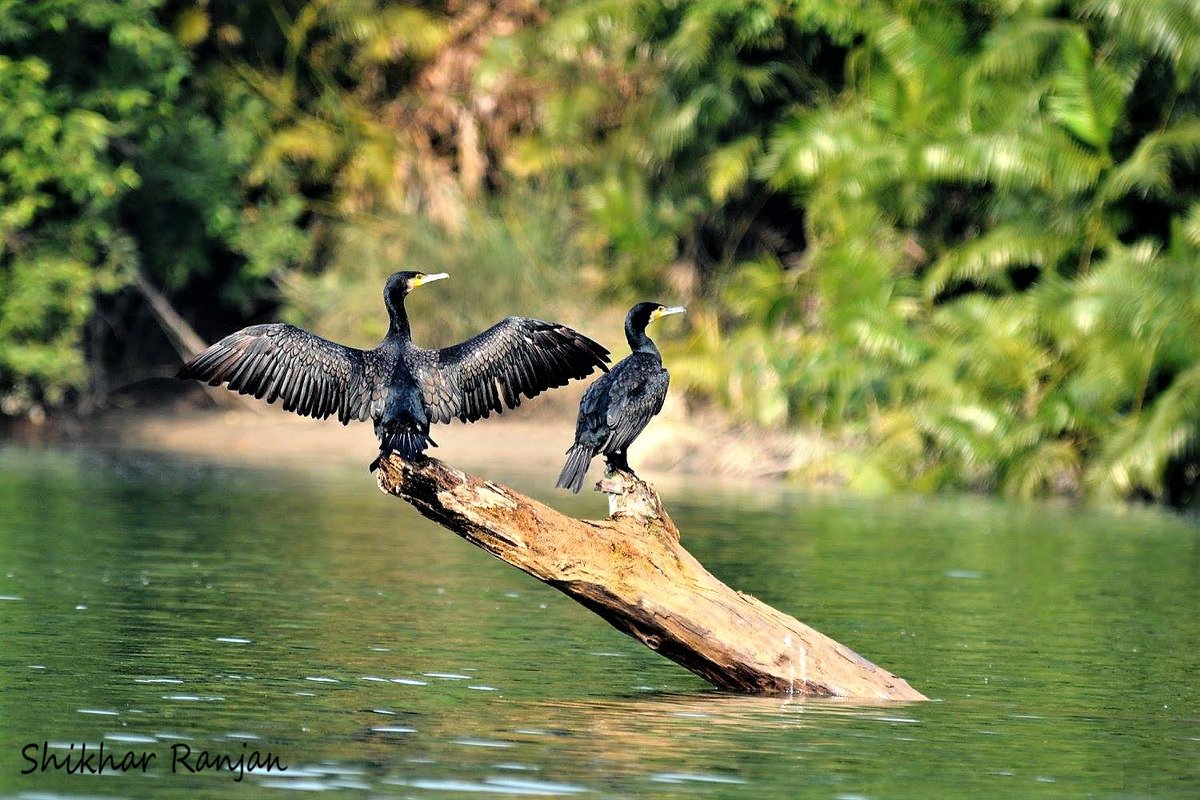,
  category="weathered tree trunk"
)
[375,455,926,700]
